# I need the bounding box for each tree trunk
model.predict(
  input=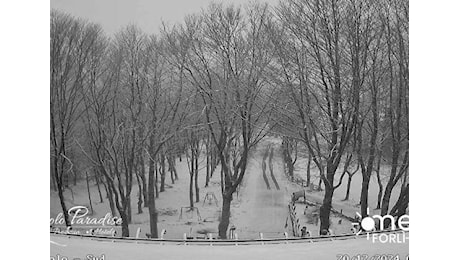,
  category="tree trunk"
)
[137,193,143,214]
[205,148,210,187]
[195,173,200,202]
[95,170,104,203]
[376,179,383,209]
[154,161,159,198]
[139,172,148,207]
[390,184,409,218]
[120,211,129,237]
[173,166,178,181]
[381,183,393,216]
[57,179,70,226]
[85,171,94,214]
[400,171,408,195]
[195,151,200,203]
[319,184,333,234]
[135,173,143,214]
[139,154,149,207]
[344,174,352,201]
[218,193,232,239]
[283,139,294,177]
[375,153,383,209]
[210,149,219,178]
[220,166,224,194]
[189,172,194,208]
[148,157,158,238]
[160,154,166,192]
[54,156,70,227]
[360,174,370,217]
[169,156,175,184]
[127,196,132,224]
[381,150,408,216]
[102,176,117,217]
[188,144,195,208]
[51,164,57,191]
[306,153,312,186]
